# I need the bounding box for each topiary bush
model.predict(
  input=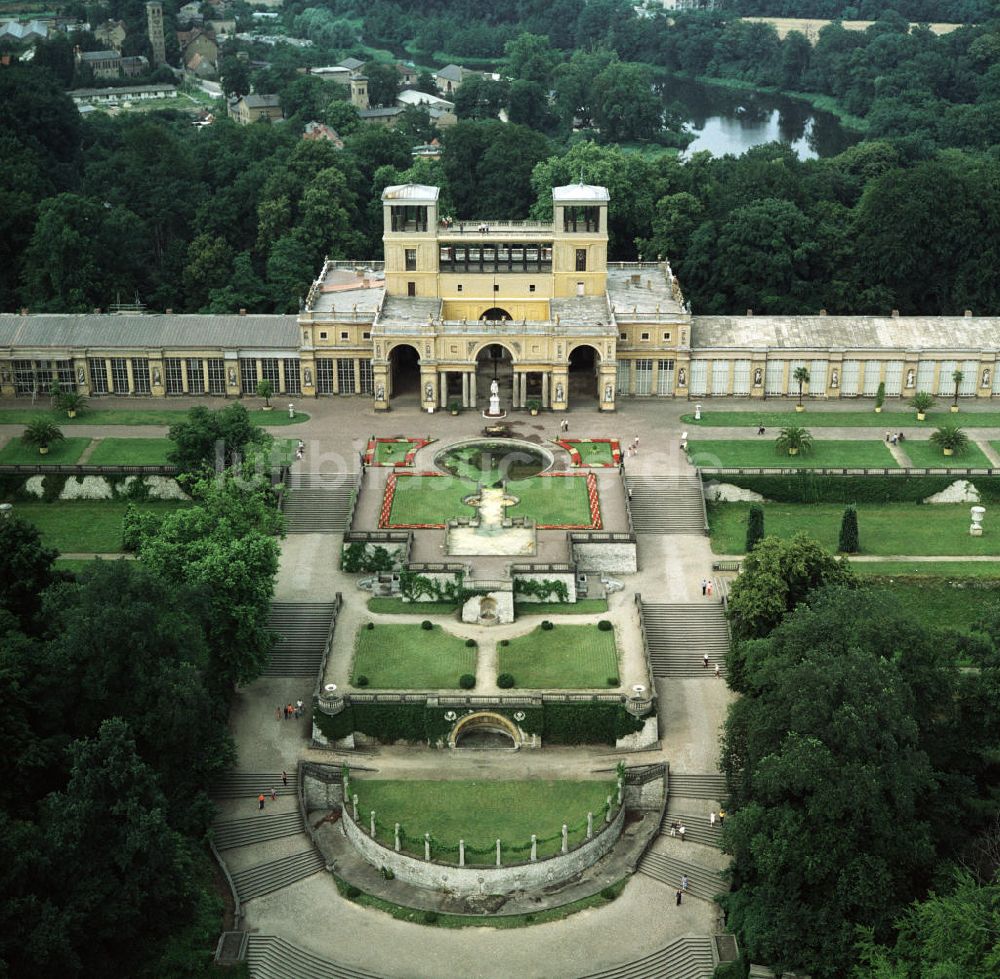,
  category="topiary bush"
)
[541,620,554,631]
[607,676,619,687]
[465,638,476,647]
[423,910,439,924]
[745,502,765,552]
[499,638,510,646]
[497,672,515,689]
[355,674,369,687]
[838,504,860,553]
[597,619,613,631]
[421,620,433,630]
[366,621,375,630]
[459,673,475,689]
